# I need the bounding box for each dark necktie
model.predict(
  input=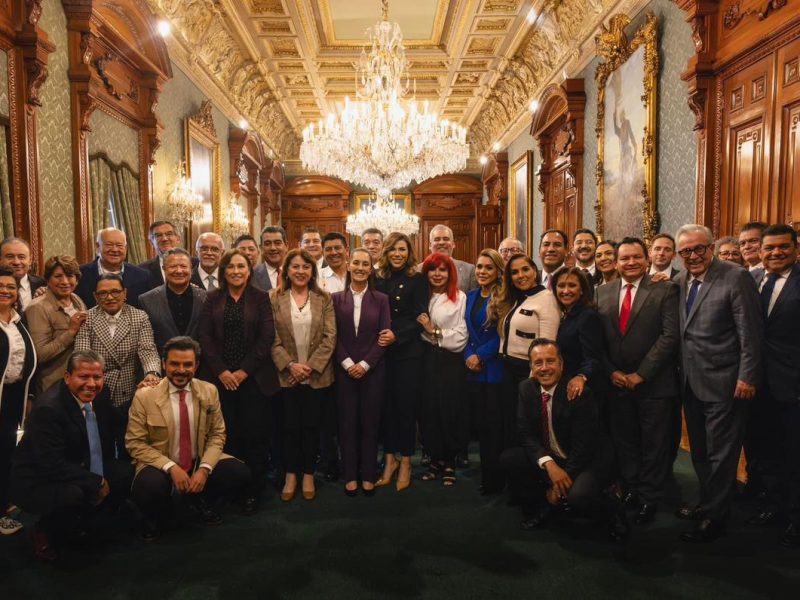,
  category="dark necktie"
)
[619,283,633,334]
[686,279,701,314]
[178,389,192,472]
[82,403,104,477]
[760,272,780,319]
[541,392,552,452]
